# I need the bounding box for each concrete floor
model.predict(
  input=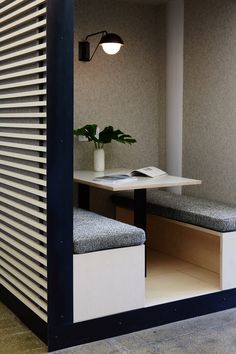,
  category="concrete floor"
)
[1,302,236,354]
